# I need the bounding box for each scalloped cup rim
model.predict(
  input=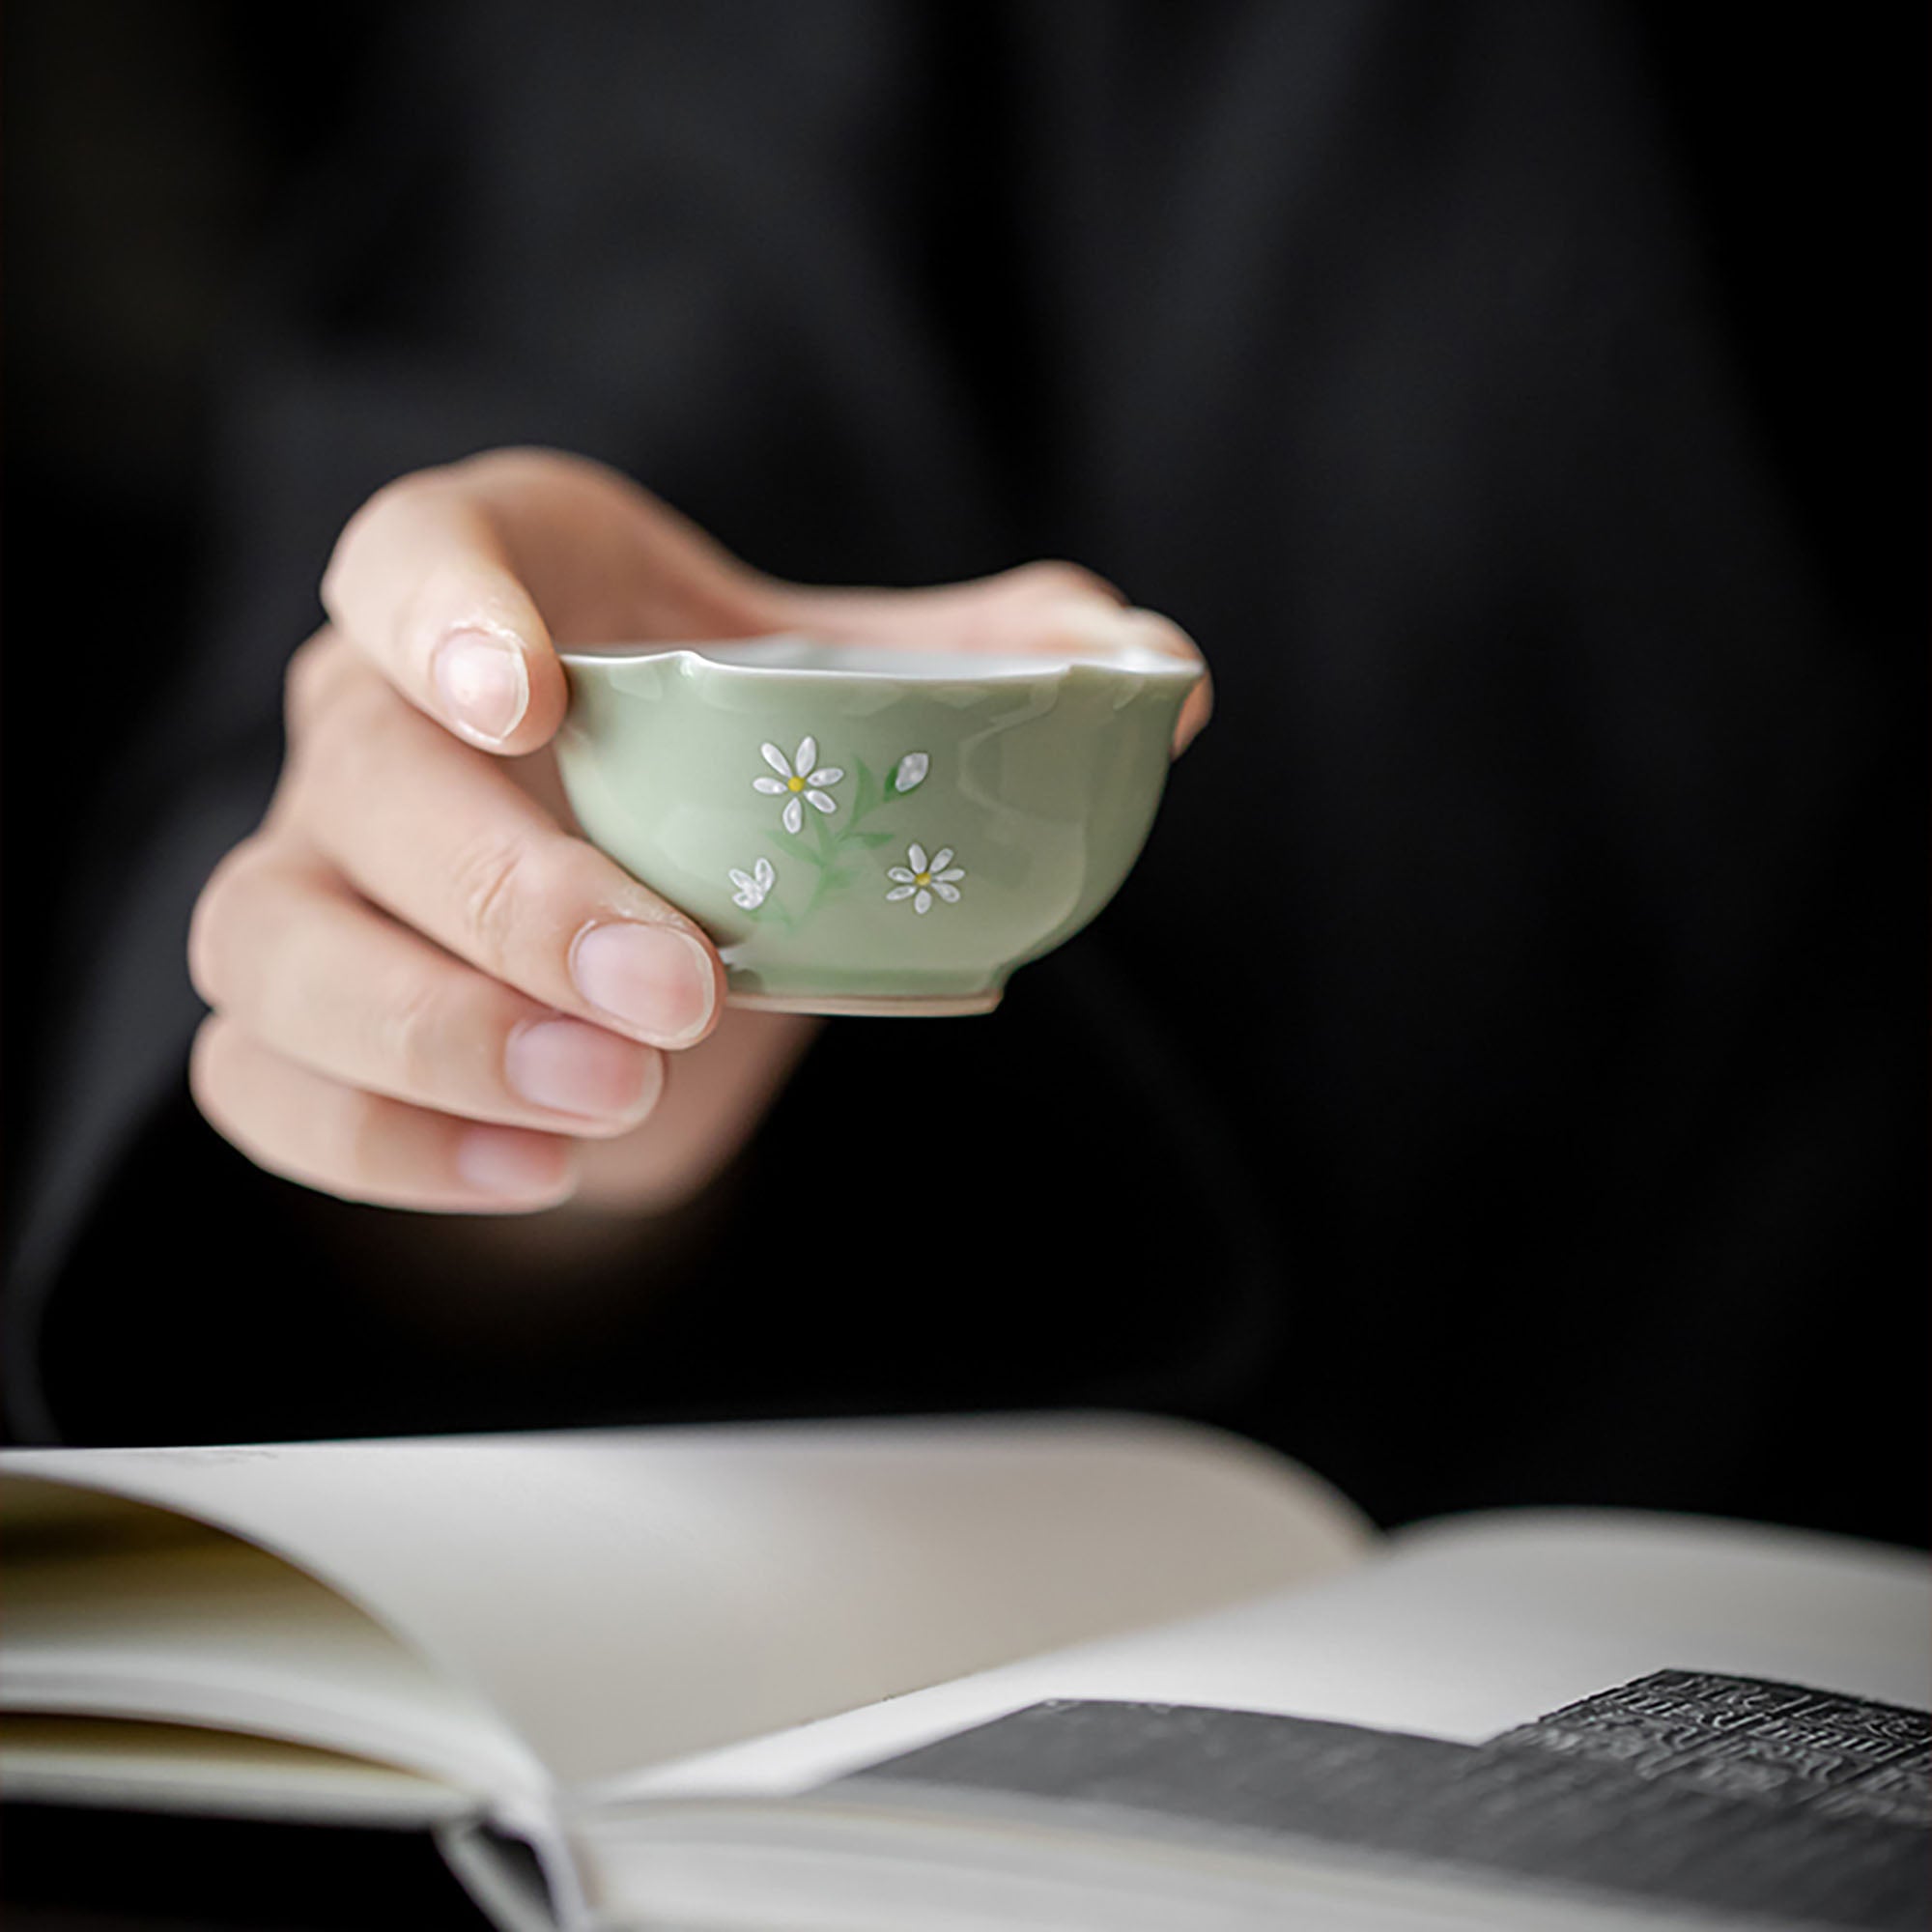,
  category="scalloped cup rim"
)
[557,633,1200,685]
